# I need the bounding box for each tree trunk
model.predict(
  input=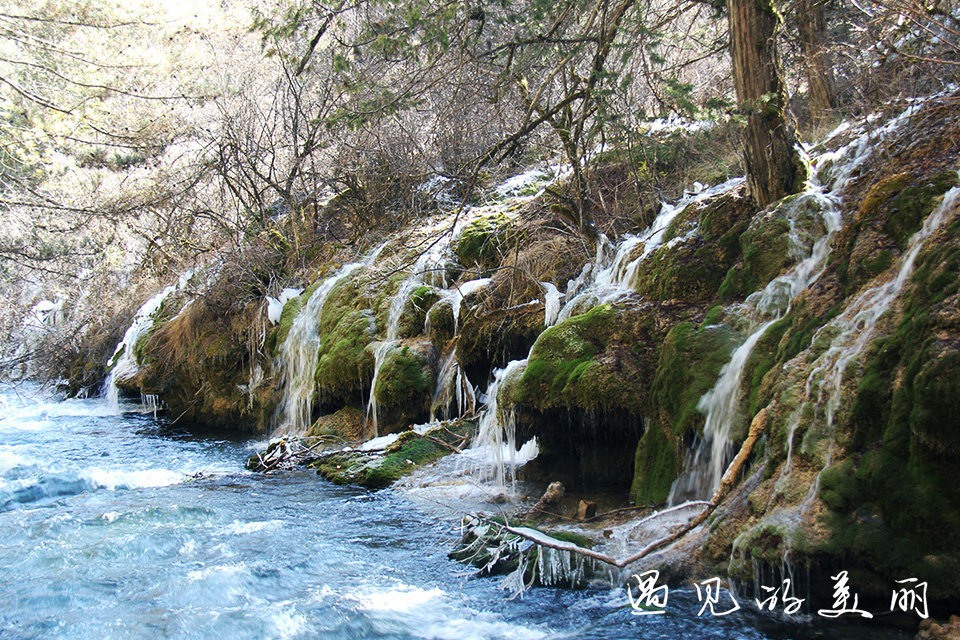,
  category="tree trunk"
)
[727,0,804,208]
[798,0,836,124]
